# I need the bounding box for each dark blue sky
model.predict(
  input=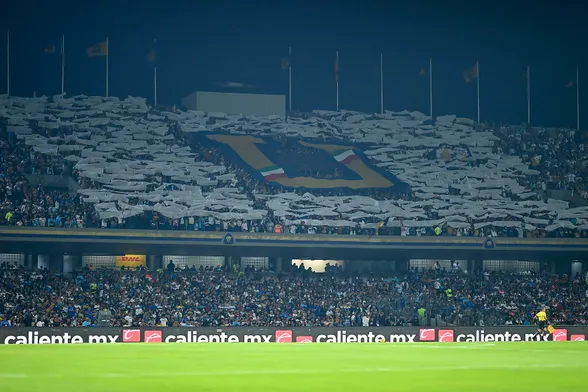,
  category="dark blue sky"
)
[1,0,586,128]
